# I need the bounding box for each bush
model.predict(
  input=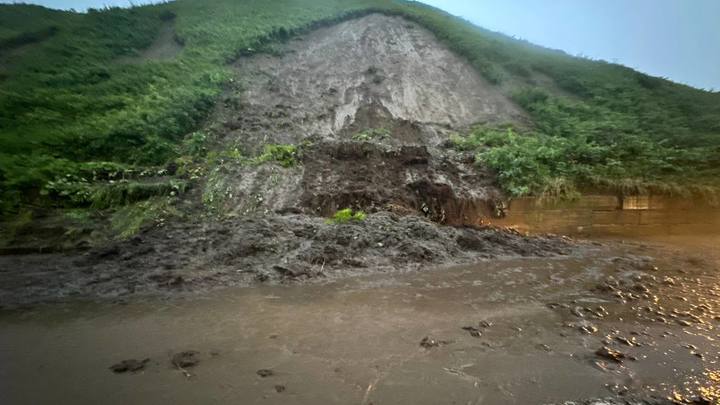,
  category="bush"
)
[254,144,299,168]
[454,124,718,198]
[352,128,390,141]
[326,208,367,224]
